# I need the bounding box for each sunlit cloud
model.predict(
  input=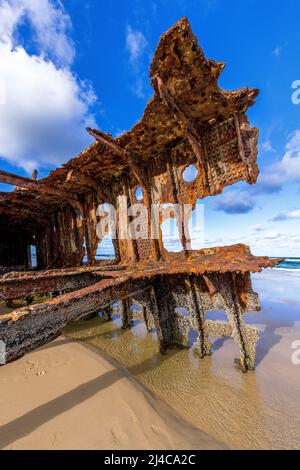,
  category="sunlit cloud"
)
[0,0,97,173]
